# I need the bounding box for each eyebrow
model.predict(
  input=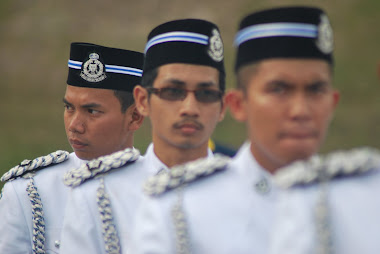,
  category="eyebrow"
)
[63,98,102,109]
[63,98,73,106]
[307,80,329,87]
[165,79,218,88]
